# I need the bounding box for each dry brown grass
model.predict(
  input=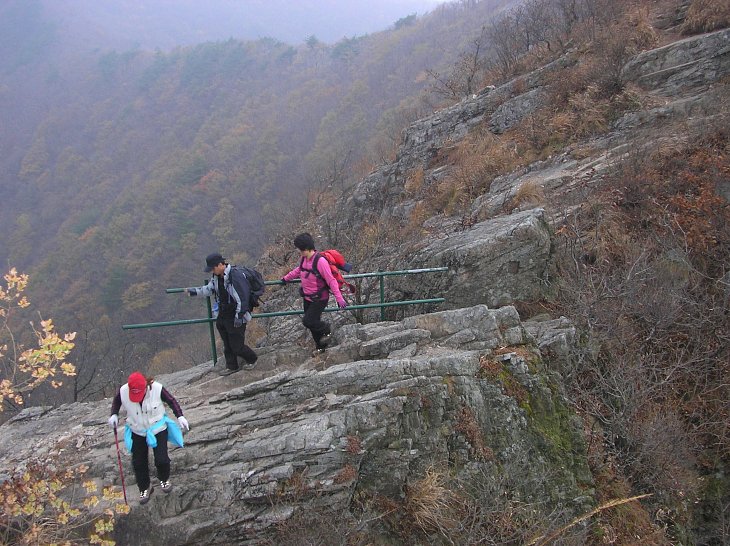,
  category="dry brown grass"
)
[589,202,636,266]
[404,168,425,194]
[478,355,530,405]
[334,464,358,484]
[423,130,531,217]
[527,494,654,546]
[405,467,460,535]
[345,434,363,454]
[406,201,429,232]
[508,179,546,211]
[511,7,657,157]
[280,468,310,500]
[552,130,730,543]
[454,405,495,461]
[681,0,730,34]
